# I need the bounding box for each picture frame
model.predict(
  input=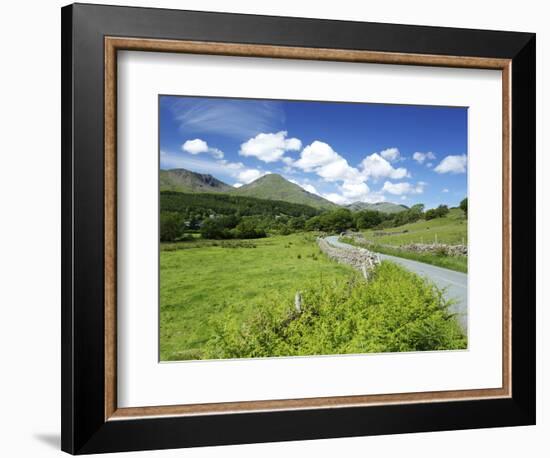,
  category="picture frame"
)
[61,3,536,454]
